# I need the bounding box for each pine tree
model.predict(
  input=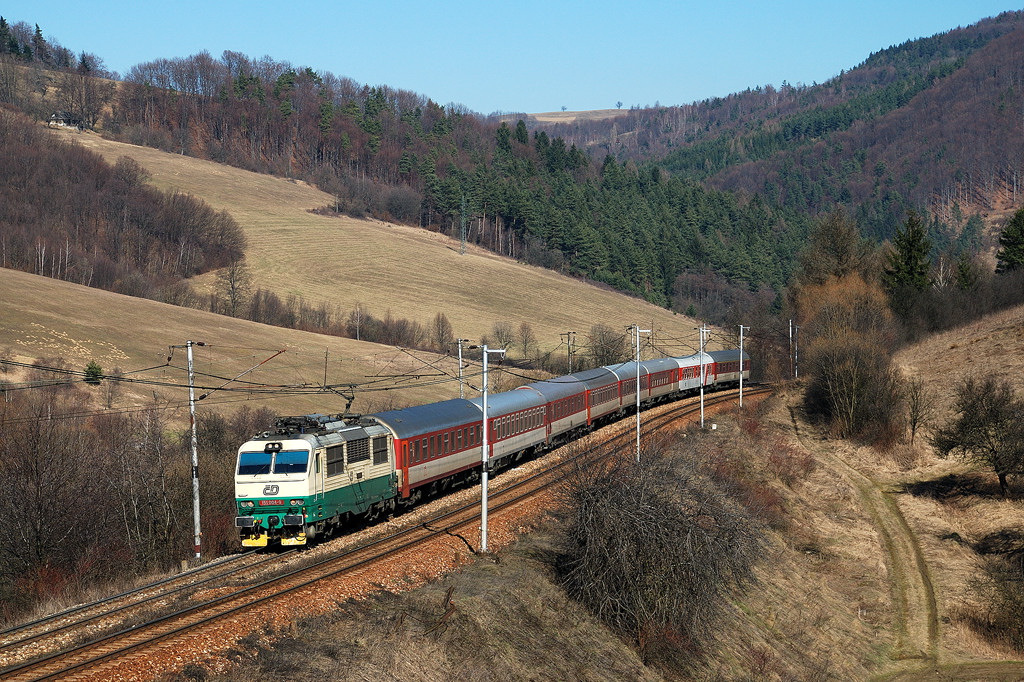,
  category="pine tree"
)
[996,207,1024,274]
[955,253,978,290]
[0,17,10,55]
[31,24,50,65]
[84,361,103,385]
[883,210,932,291]
[883,211,932,320]
[513,119,528,145]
